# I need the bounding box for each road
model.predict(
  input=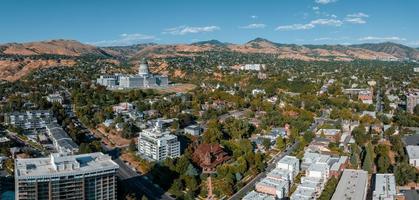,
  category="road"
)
[114,158,174,200]
[375,83,382,113]
[229,141,299,200]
